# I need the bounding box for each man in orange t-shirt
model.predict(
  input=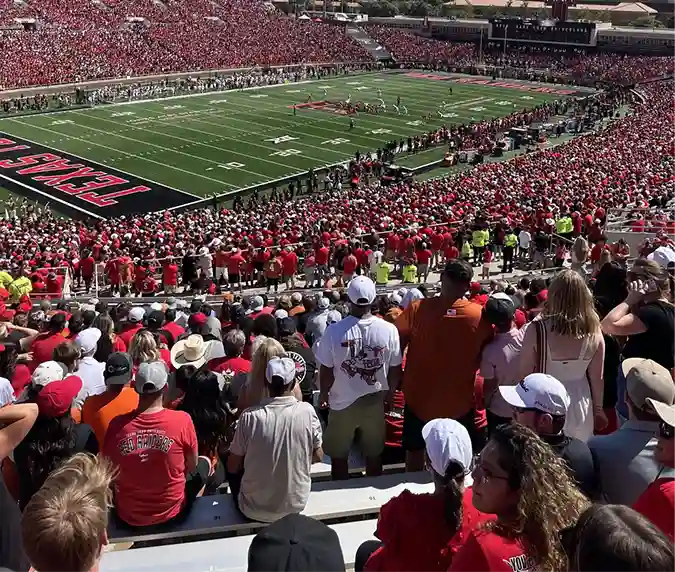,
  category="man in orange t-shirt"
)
[396,259,493,471]
[81,352,139,448]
